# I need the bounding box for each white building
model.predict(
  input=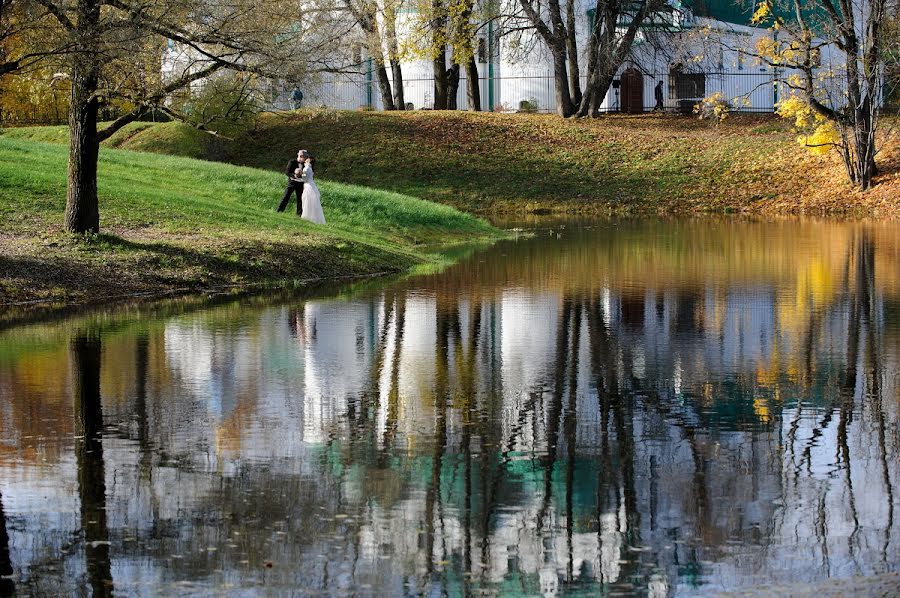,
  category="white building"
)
[261,0,845,114]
